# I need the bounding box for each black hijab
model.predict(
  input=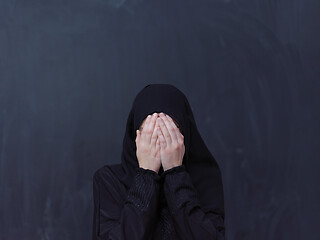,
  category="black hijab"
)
[119,83,224,217]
